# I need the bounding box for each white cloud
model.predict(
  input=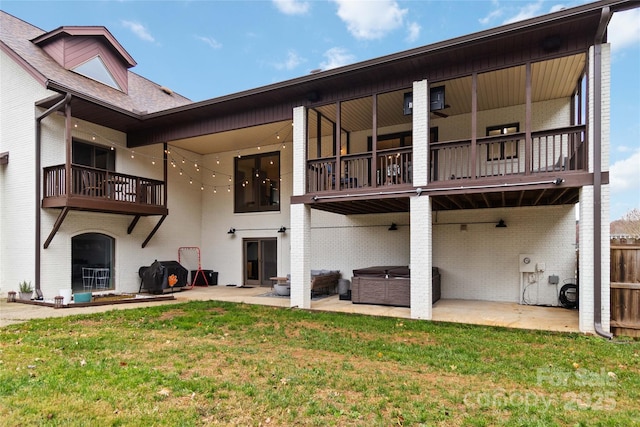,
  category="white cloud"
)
[331,0,407,40]
[273,0,310,15]
[610,150,640,193]
[609,9,640,51]
[319,47,355,70]
[121,20,155,42]
[195,36,222,49]
[406,22,421,43]
[274,50,304,70]
[479,8,503,25]
[502,1,544,25]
